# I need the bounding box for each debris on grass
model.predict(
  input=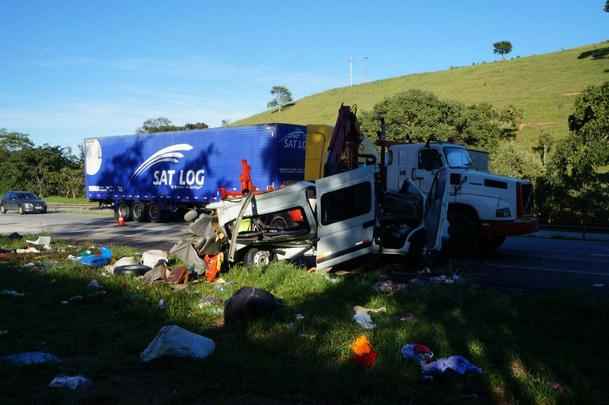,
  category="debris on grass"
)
[401,343,482,378]
[87,279,101,289]
[1,289,24,297]
[224,287,283,326]
[26,235,52,250]
[7,232,22,240]
[352,305,387,329]
[399,313,417,322]
[48,375,92,391]
[373,279,407,294]
[140,325,215,362]
[79,247,112,267]
[141,250,168,268]
[351,335,377,368]
[158,299,166,309]
[1,351,61,366]
[16,247,40,254]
